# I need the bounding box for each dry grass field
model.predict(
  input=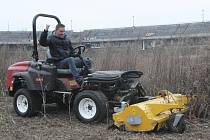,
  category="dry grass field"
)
[0,43,210,139]
[0,97,210,140]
